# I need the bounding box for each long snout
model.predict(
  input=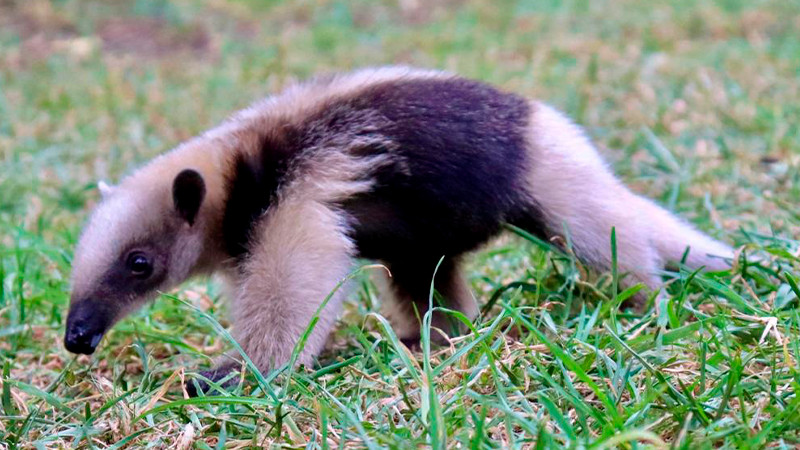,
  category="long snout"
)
[64,299,112,355]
